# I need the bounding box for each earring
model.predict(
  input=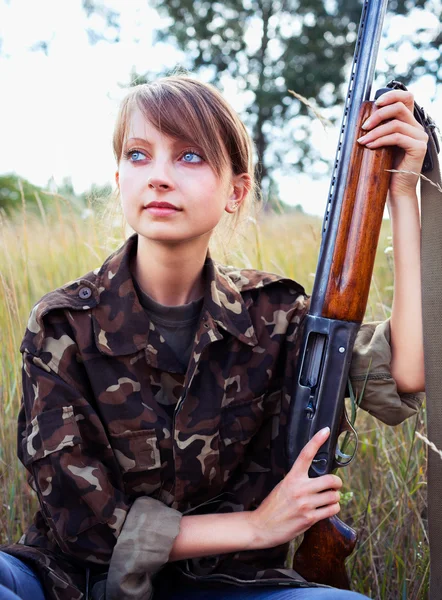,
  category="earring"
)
[231,202,239,211]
